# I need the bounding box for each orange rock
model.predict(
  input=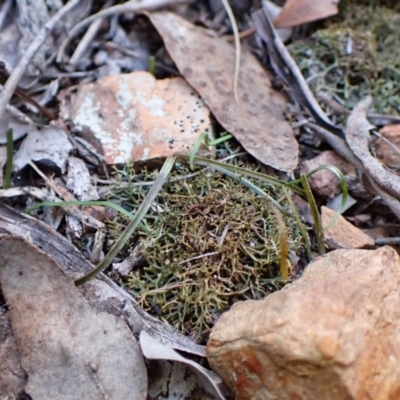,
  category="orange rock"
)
[69,71,214,164]
[321,206,374,249]
[207,246,400,400]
